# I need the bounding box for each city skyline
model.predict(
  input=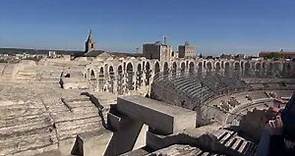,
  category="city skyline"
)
[1,0,295,55]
